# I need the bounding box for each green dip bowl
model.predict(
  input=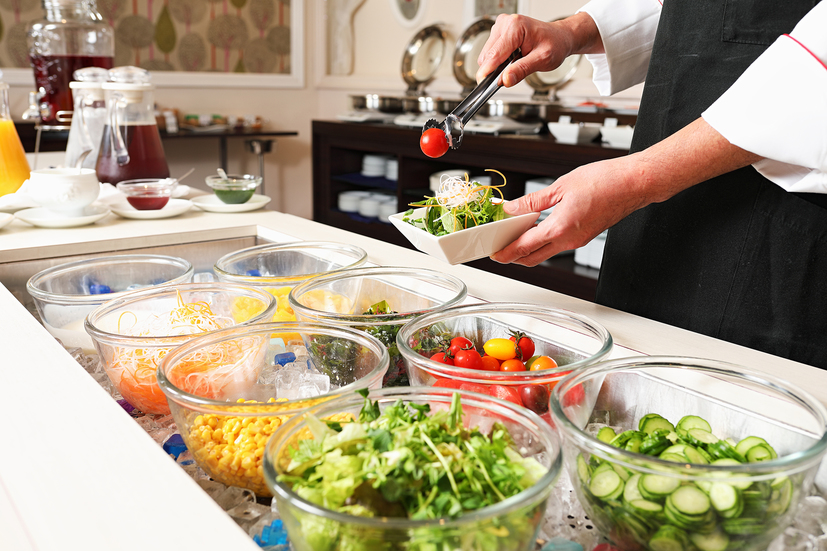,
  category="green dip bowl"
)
[206,174,262,204]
